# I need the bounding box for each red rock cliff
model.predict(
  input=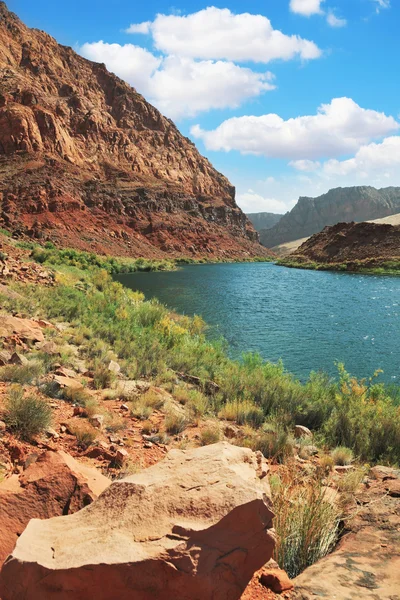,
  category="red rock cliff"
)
[0,3,269,259]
